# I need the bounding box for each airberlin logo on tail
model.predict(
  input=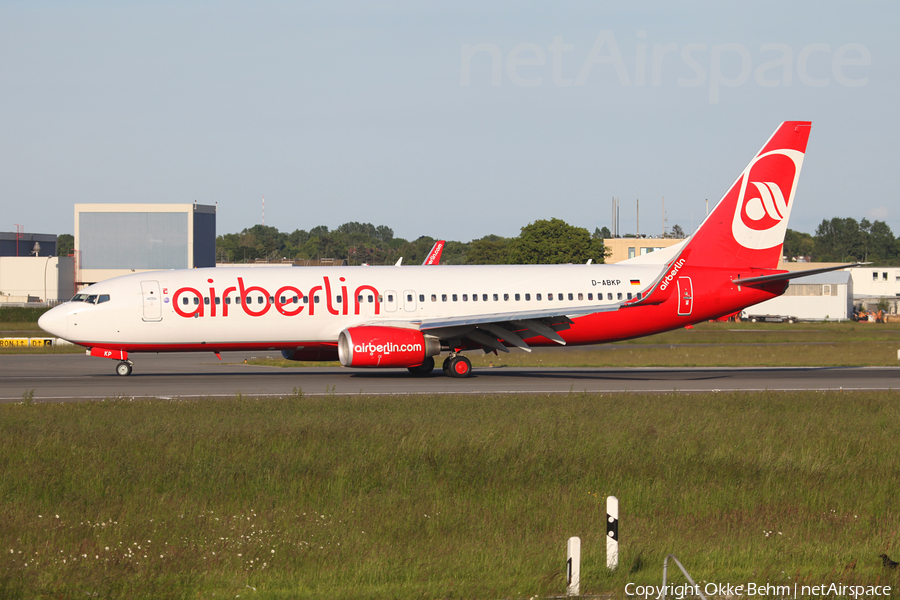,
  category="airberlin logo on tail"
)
[731,149,804,250]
